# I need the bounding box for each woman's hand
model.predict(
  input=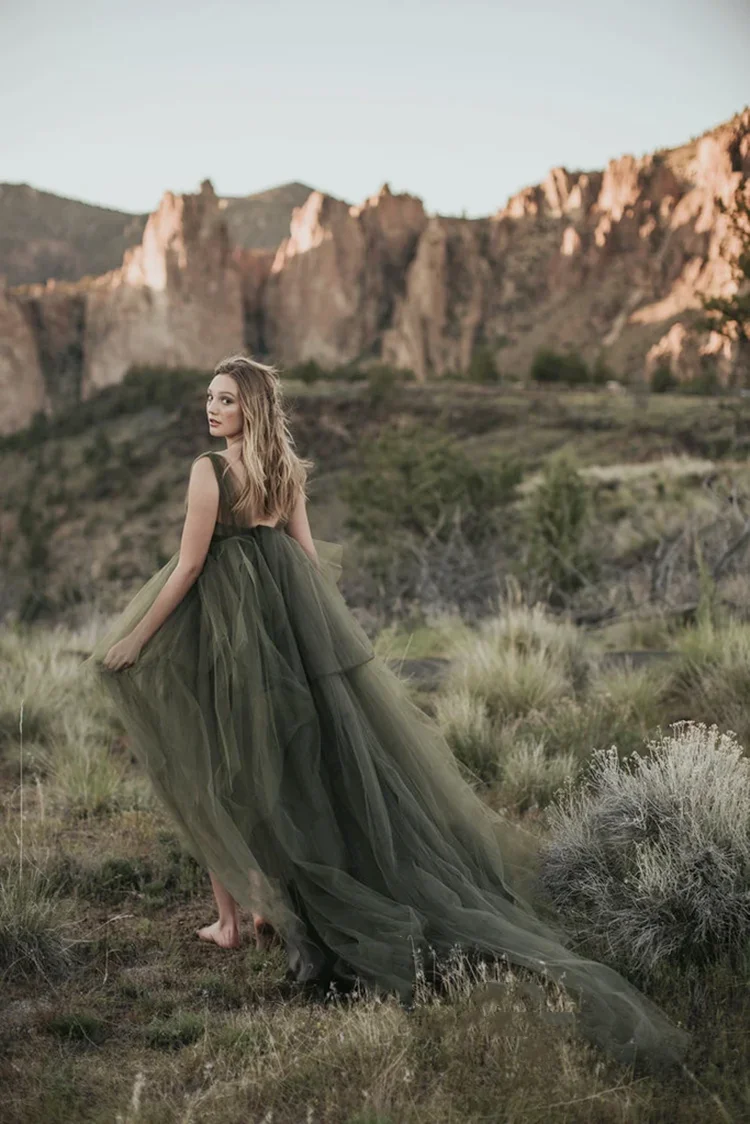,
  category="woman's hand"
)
[103,633,144,671]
